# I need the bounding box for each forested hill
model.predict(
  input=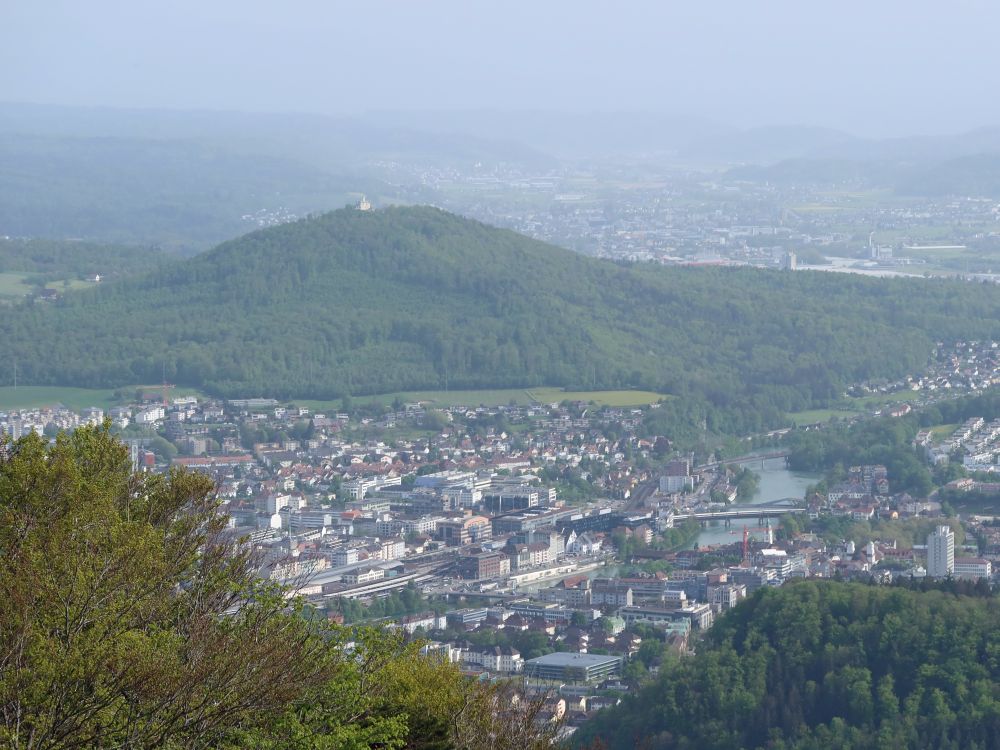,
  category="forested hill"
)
[3,206,1000,420]
[0,237,166,279]
[574,581,1000,750]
